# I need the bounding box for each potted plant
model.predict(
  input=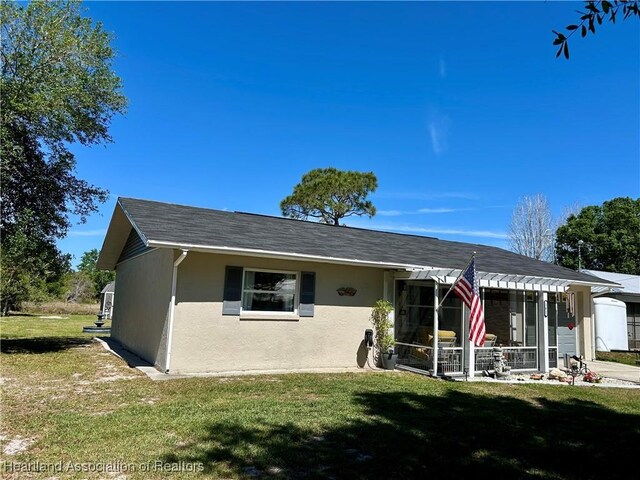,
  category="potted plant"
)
[371,299,397,370]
